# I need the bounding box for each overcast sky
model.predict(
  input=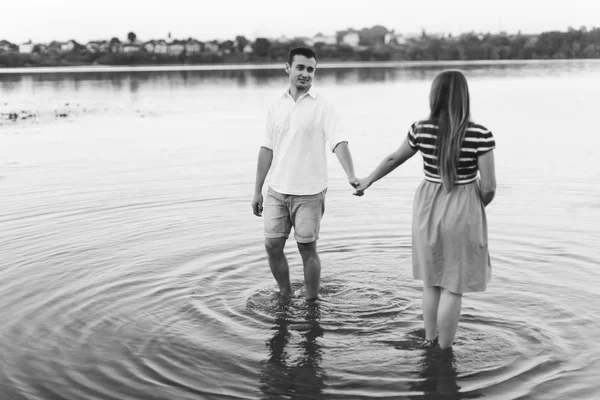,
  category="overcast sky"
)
[3,0,599,43]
